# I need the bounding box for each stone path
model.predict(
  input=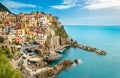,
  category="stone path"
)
[52,45,70,52]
